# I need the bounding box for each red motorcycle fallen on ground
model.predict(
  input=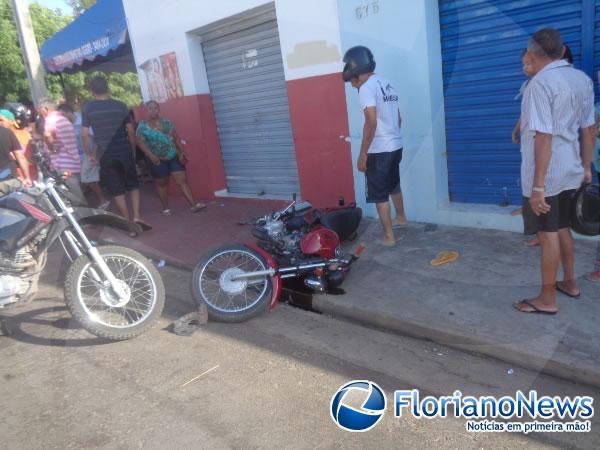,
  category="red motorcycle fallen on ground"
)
[191,197,363,322]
